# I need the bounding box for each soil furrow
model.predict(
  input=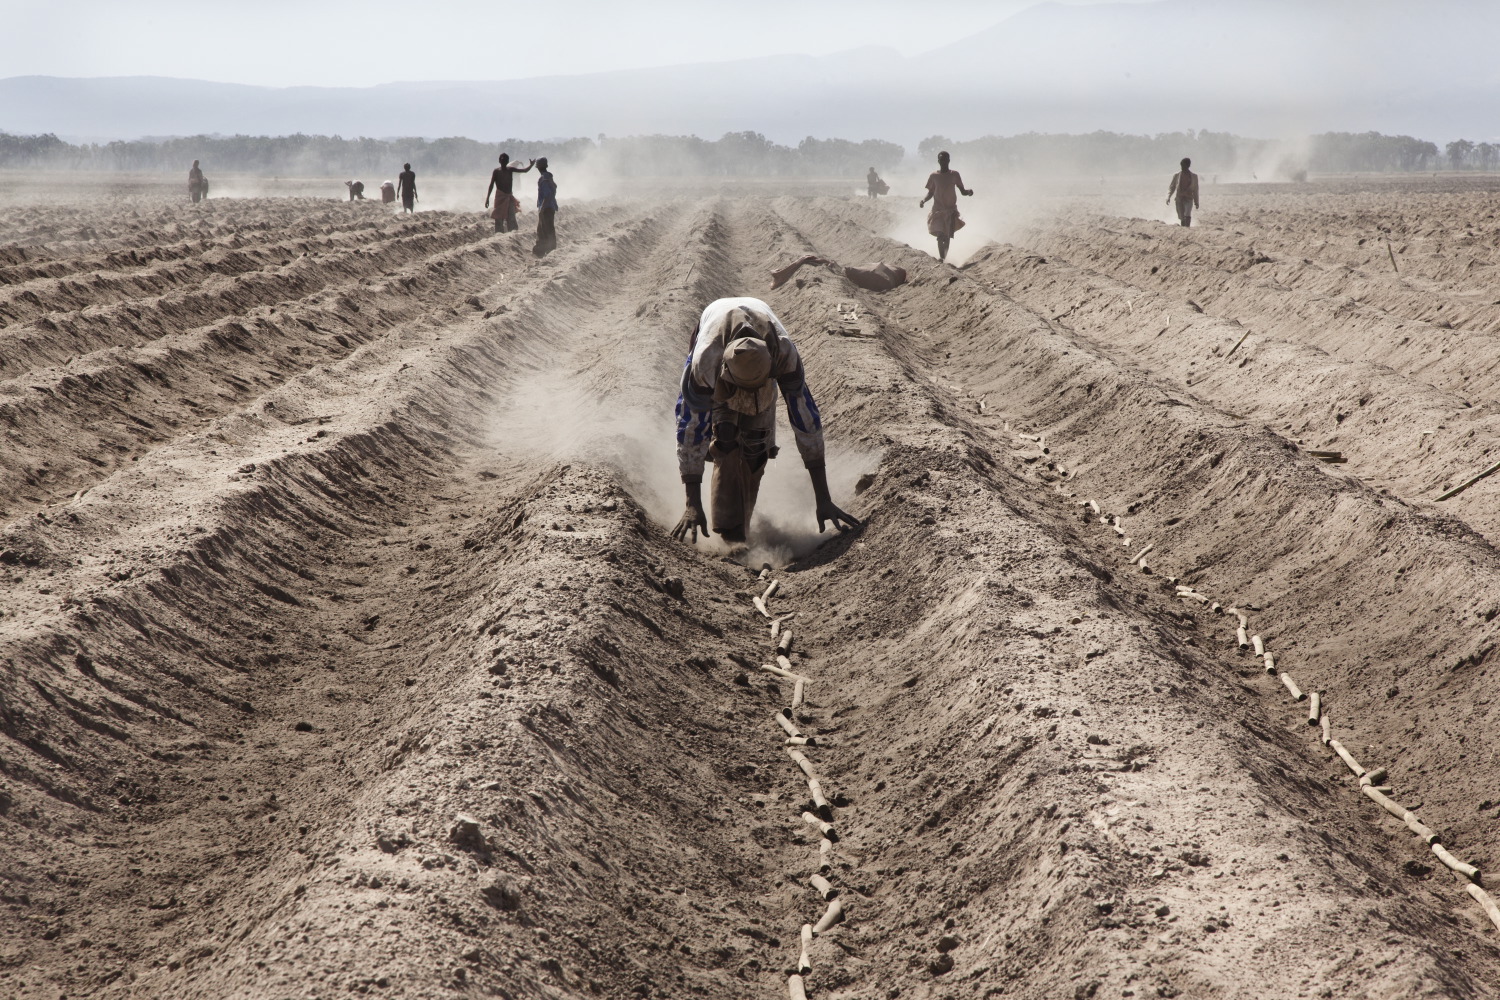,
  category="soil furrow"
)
[0,210,464,328]
[0,207,636,518]
[1019,221,1500,403]
[959,240,1500,544]
[752,194,1500,995]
